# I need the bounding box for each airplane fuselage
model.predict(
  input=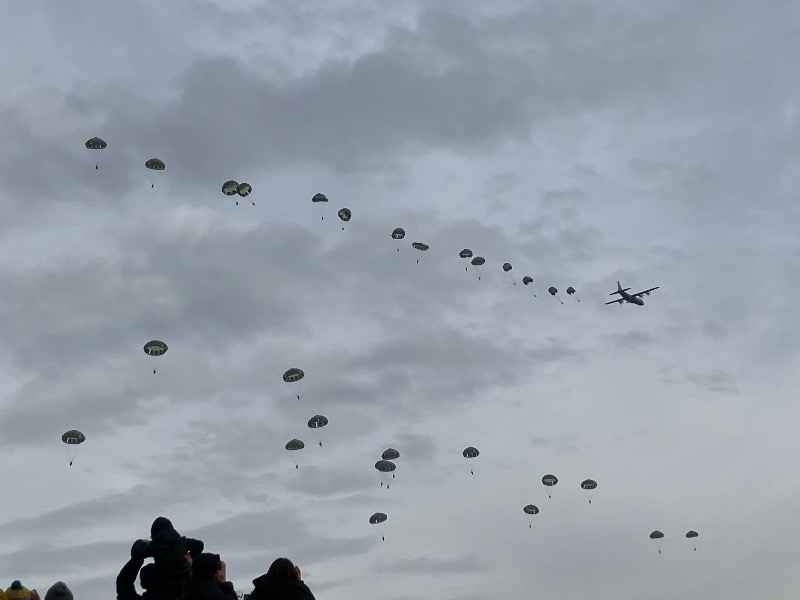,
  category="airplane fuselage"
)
[619,291,644,306]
